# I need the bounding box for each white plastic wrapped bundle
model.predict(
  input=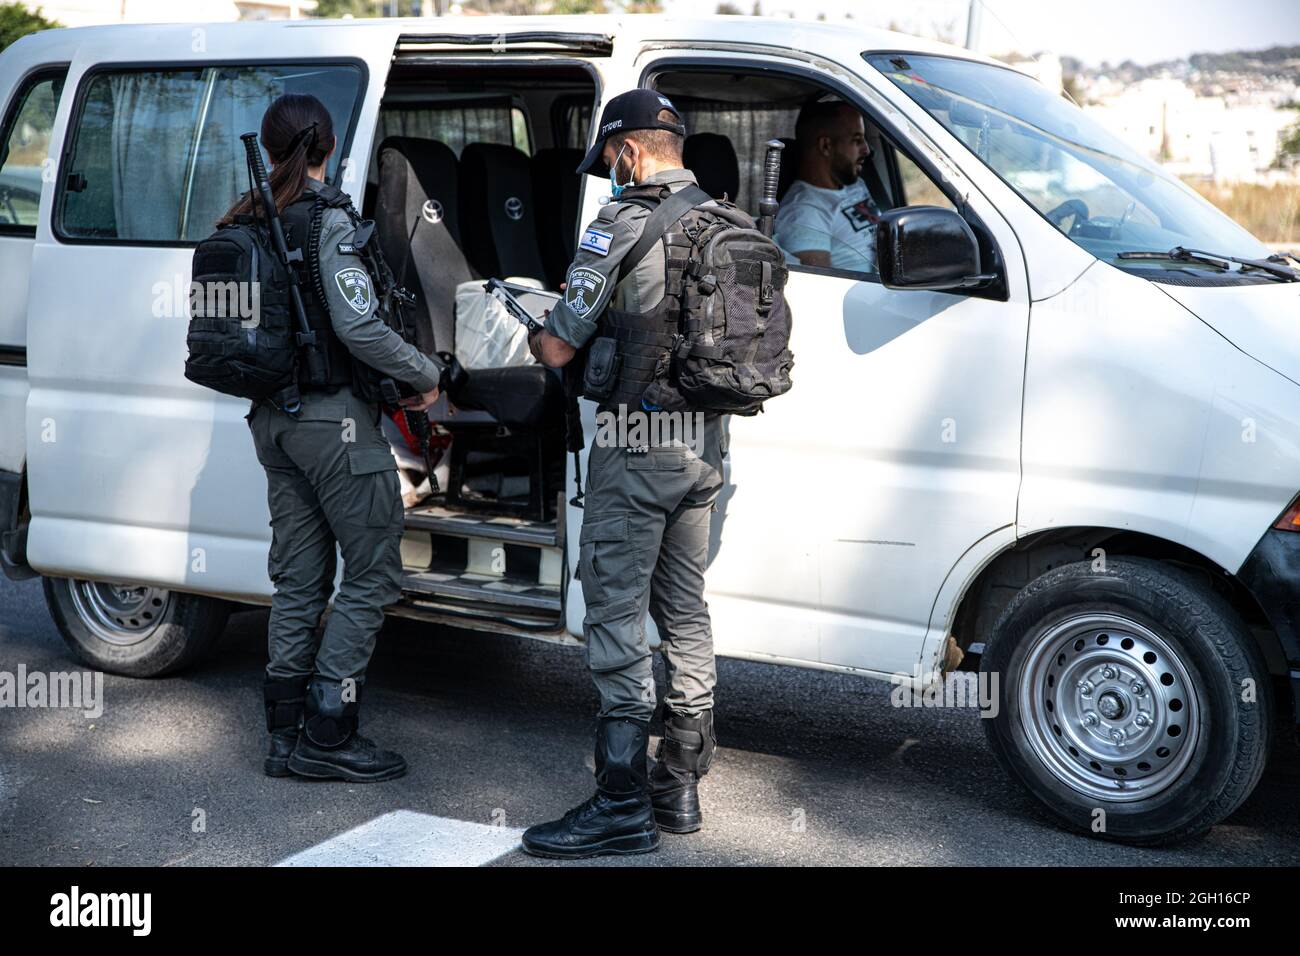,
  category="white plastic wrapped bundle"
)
[454,276,545,370]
